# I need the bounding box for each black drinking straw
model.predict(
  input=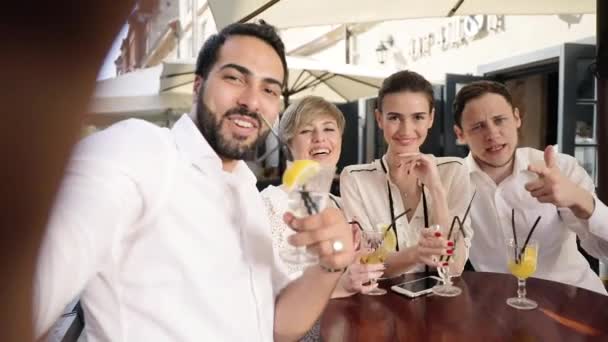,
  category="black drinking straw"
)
[258,112,294,161]
[300,190,318,215]
[441,192,476,263]
[511,209,520,263]
[517,215,542,262]
[380,209,411,243]
[439,216,459,263]
[445,216,460,242]
[454,216,467,239]
[447,191,476,242]
[350,209,410,245]
[459,191,476,234]
[385,209,411,232]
